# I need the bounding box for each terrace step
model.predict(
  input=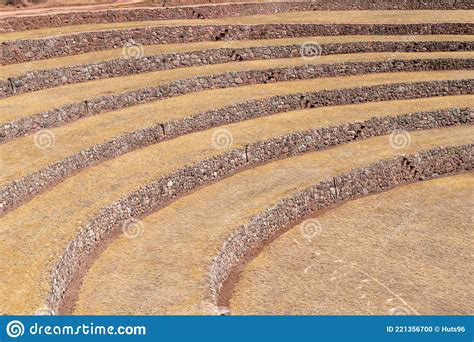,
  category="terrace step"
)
[1,55,471,140]
[2,35,472,82]
[3,1,470,32]
[1,77,471,211]
[3,10,472,42]
[2,38,472,97]
[71,127,472,314]
[0,118,471,314]
[1,3,472,317]
[3,21,472,64]
[228,173,473,315]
